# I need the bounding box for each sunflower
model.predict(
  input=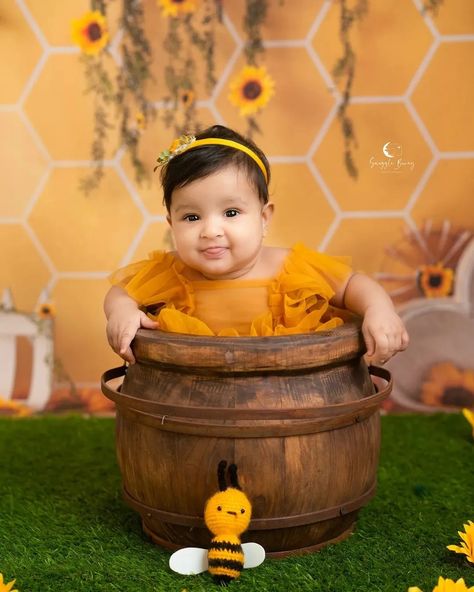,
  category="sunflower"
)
[420,362,474,408]
[375,220,471,304]
[37,302,56,319]
[0,573,19,592]
[447,520,474,564]
[71,10,109,55]
[158,0,198,18]
[0,397,32,417]
[418,264,454,298]
[228,65,275,117]
[409,577,474,592]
